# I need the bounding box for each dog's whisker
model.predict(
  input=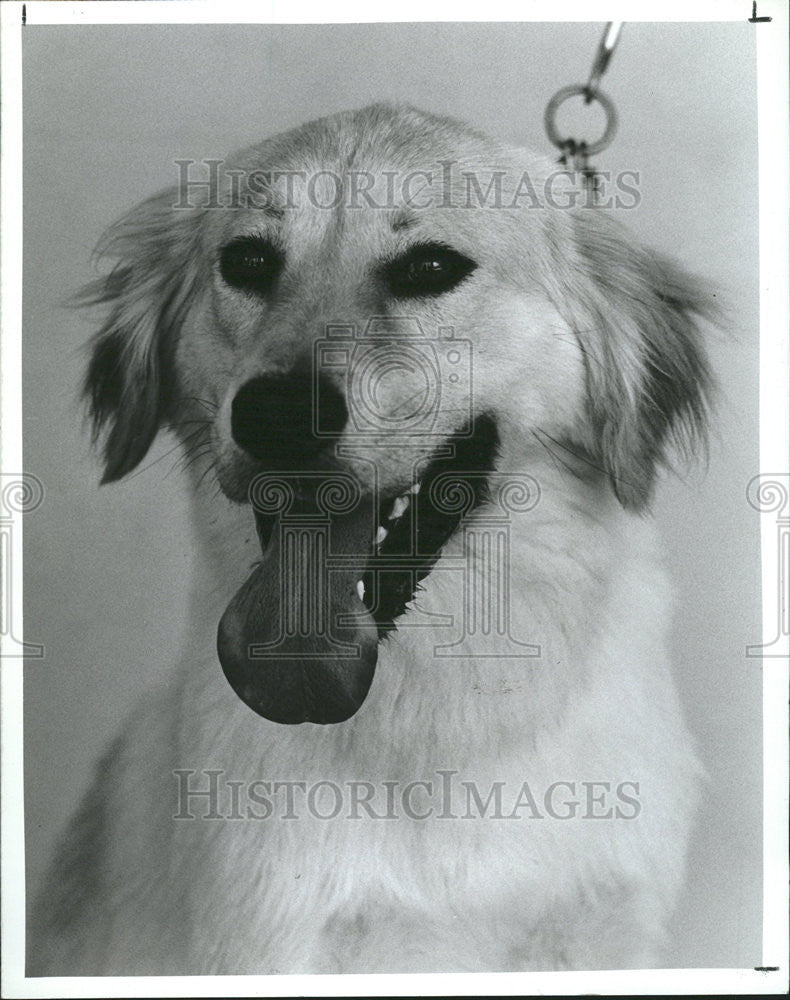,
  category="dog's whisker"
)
[175,395,219,414]
[177,429,213,455]
[121,425,209,482]
[534,428,640,494]
[174,444,213,477]
[531,429,576,481]
[170,418,213,429]
[178,444,212,469]
[196,458,219,490]
[166,428,215,479]
[173,427,213,456]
